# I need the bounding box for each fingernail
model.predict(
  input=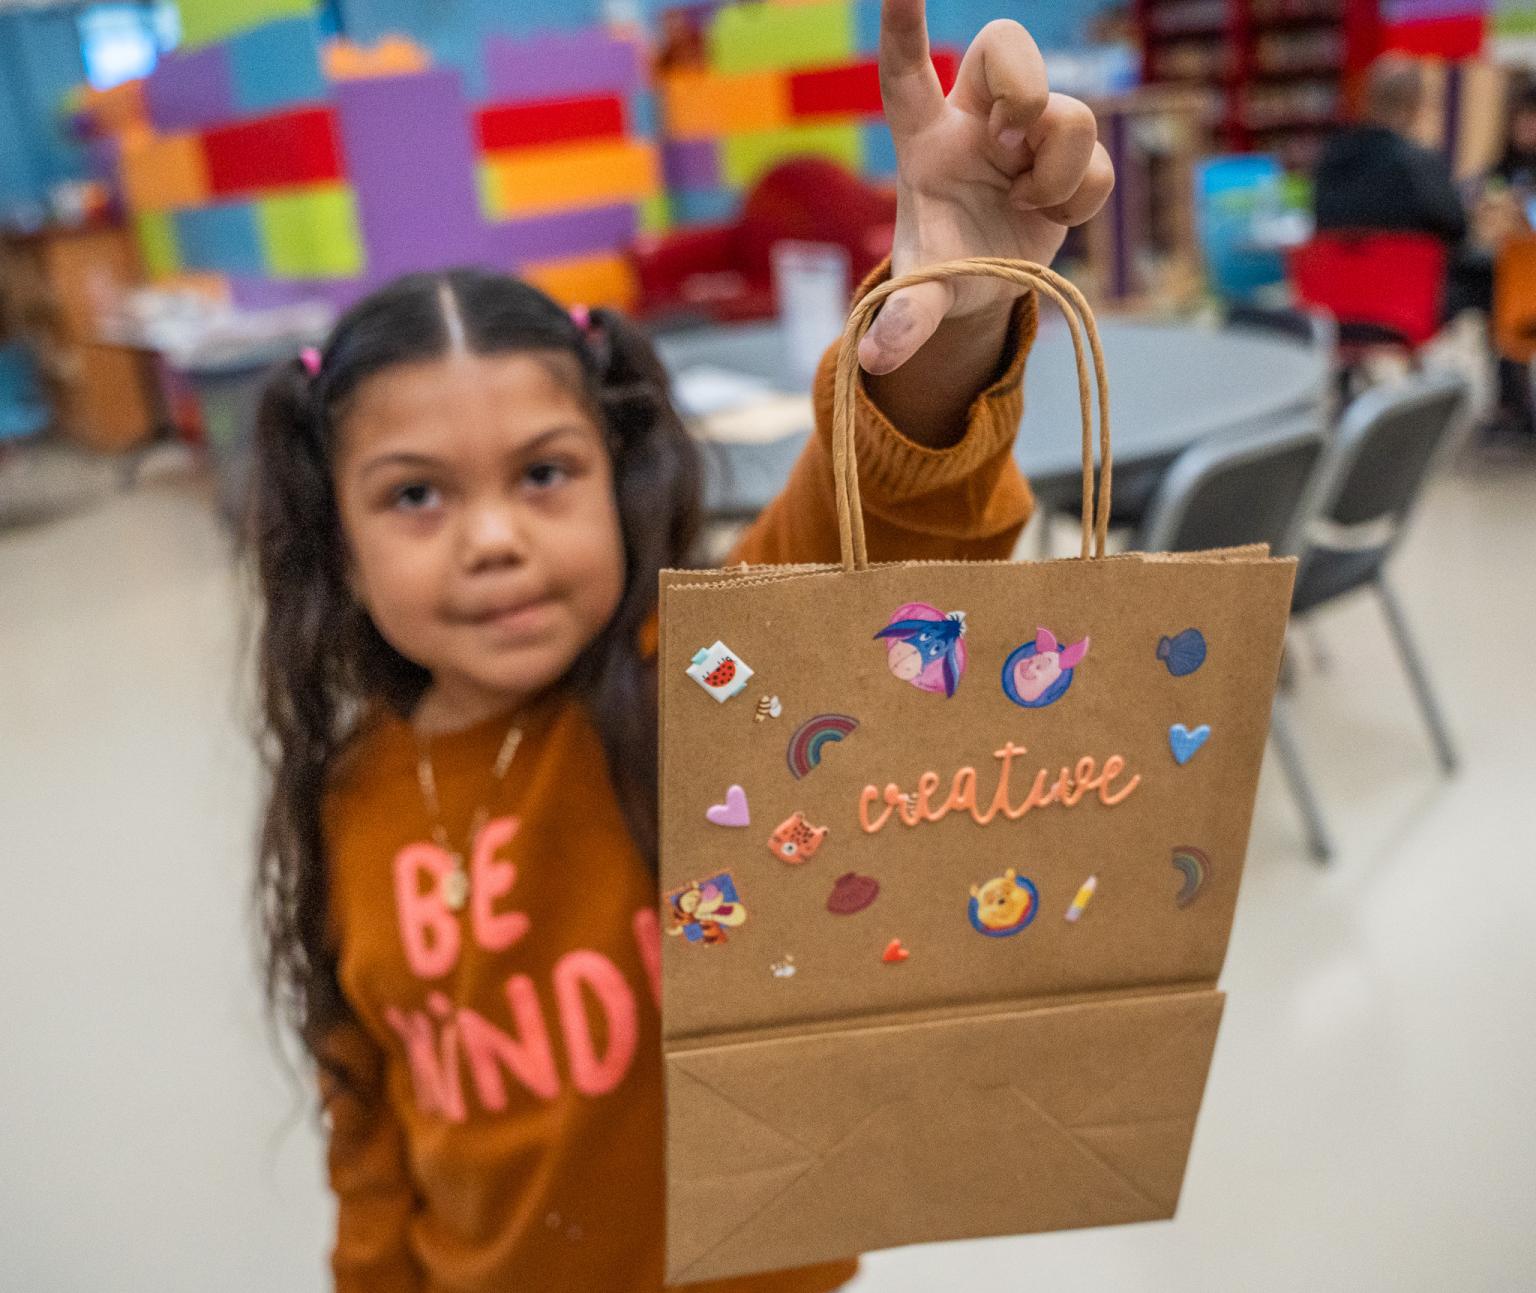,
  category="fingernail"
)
[998,127,1026,150]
